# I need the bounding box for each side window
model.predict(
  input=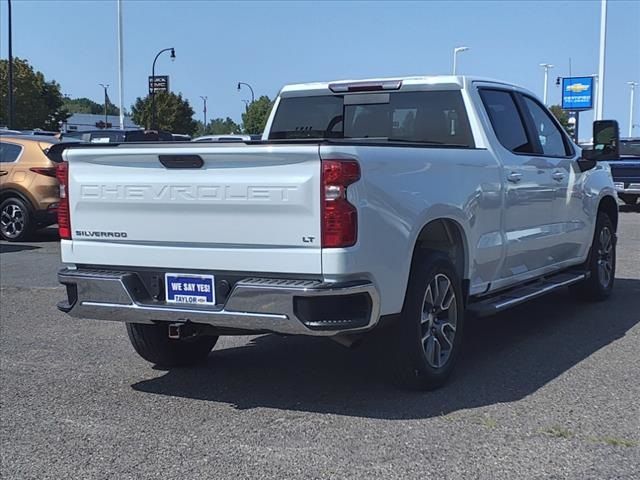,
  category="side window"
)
[479,89,533,154]
[522,96,571,157]
[0,142,23,163]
